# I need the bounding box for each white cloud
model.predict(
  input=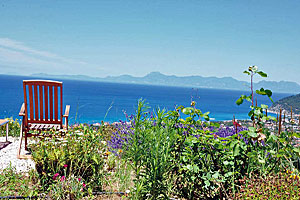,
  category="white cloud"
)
[0,47,54,65]
[0,47,72,74]
[0,38,87,67]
